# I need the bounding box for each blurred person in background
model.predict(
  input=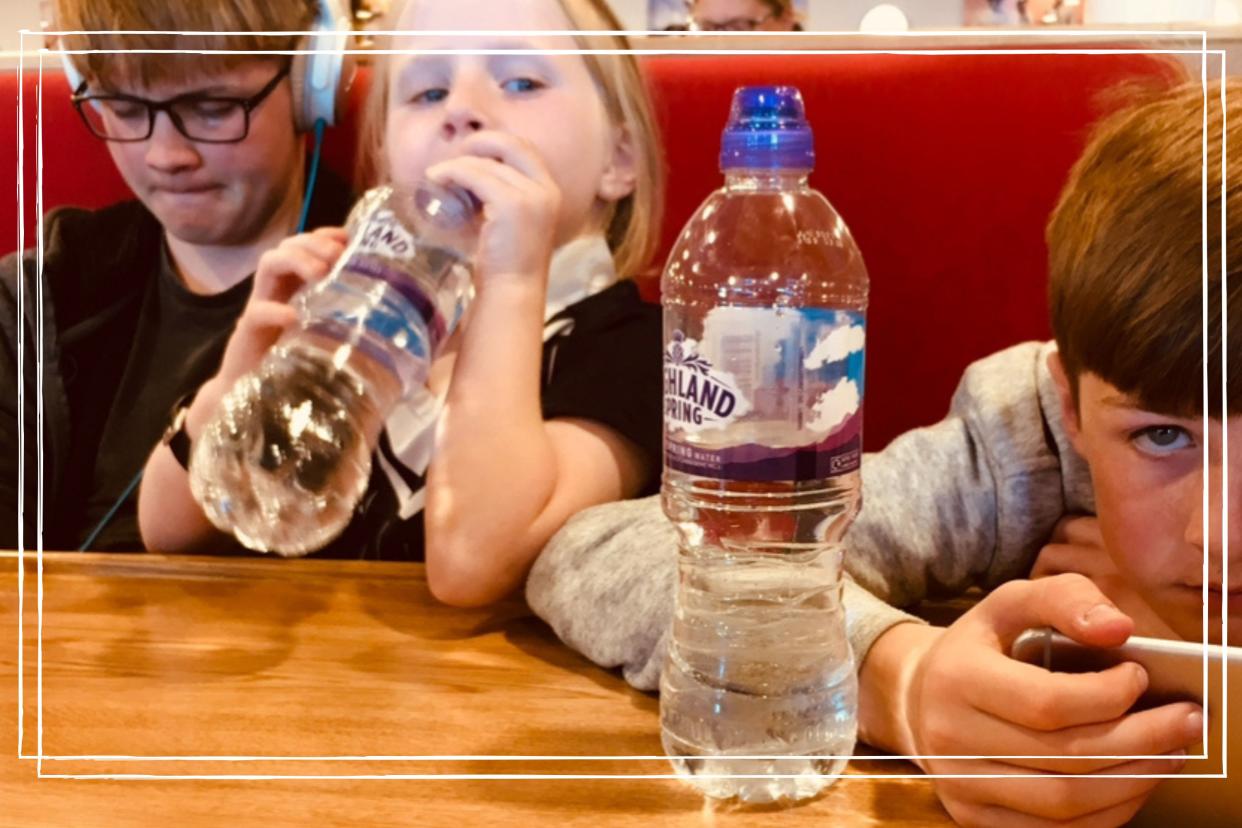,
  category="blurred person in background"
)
[689,0,802,31]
